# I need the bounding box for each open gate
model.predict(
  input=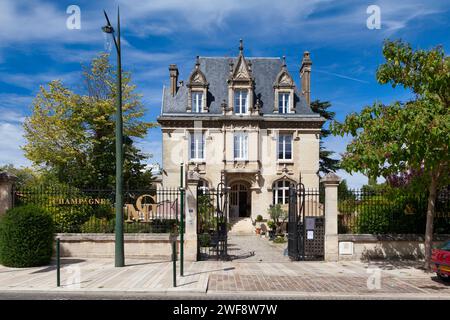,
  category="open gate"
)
[197,181,229,260]
[288,180,325,261]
